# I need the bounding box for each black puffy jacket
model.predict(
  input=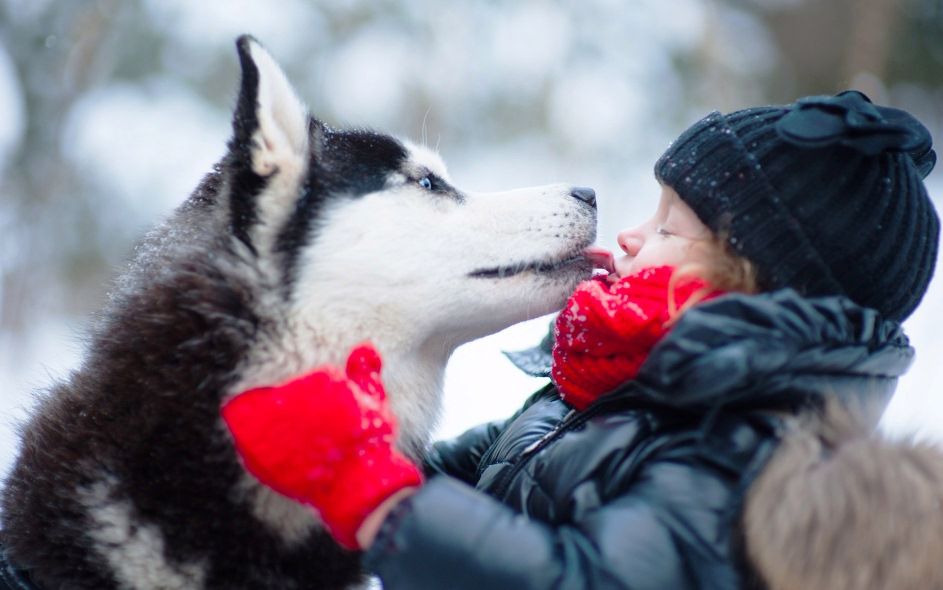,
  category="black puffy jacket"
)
[363,290,913,589]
